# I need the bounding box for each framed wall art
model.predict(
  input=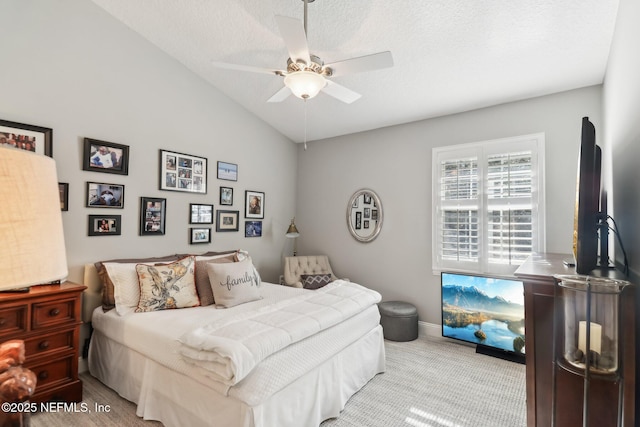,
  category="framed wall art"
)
[217,161,237,181]
[82,138,129,175]
[216,210,239,232]
[0,119,52,157]
[190,228,211,244]
[190,203,213,224]
[88,215,121,236]
[86,182,124,208]
[245,221,262,237]
[160,149,207,193]
[58,183,69,211]
[220,186,233,206]
[245,190,264,219]
[140,197,166,235]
